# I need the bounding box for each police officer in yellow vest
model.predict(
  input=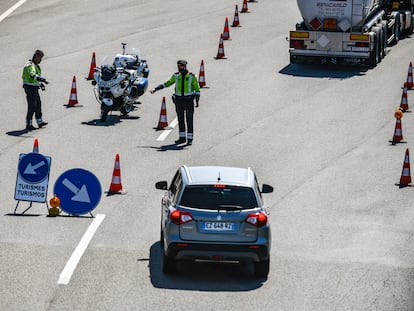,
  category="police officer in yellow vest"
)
[151,60,200,145]
[22,50,49,131]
